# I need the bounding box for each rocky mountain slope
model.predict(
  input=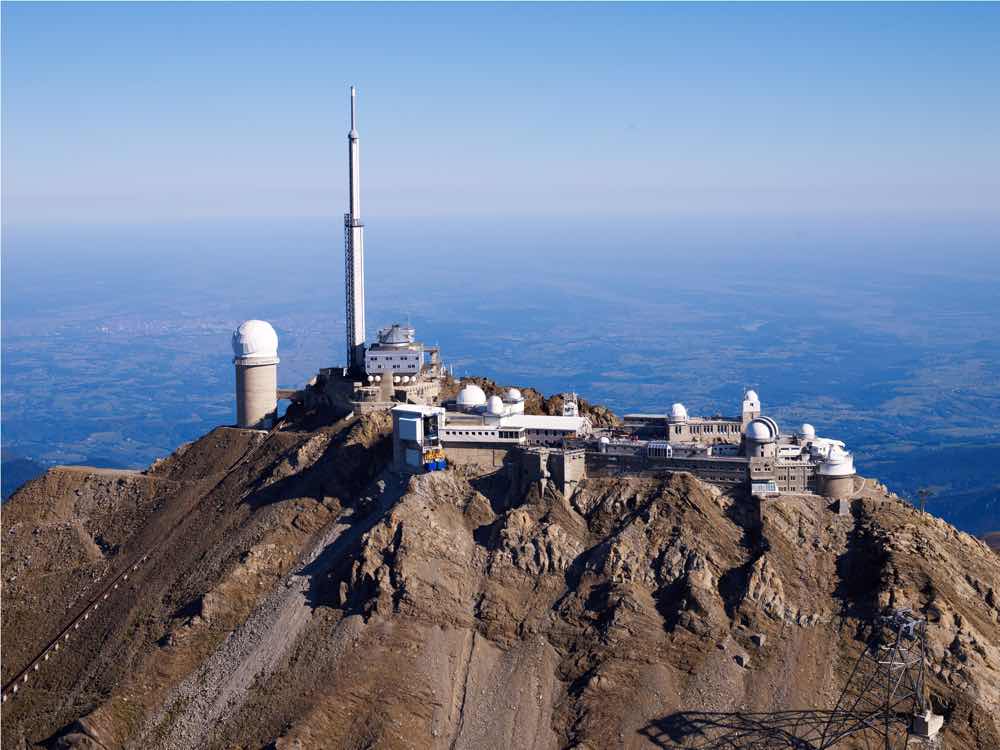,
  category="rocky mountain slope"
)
[2,407,999,749]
